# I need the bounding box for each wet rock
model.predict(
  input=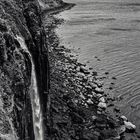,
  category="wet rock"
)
[95,87,104,94]
[83,76,88,81]
[87,94,93,98]
[87,76,93,82]
[77,72,85,78]
[92,71,98,76]
[92,92,96,97]
[87,99,93,104]
[114,107,120,113]
[85,85,92,90]
[88,83,97,89]
[111,82,115,85]
[96,94,103,98]
[105,72,109,75]
[112,76,117,80]
[98,102,107,109]
[109,86,113,90]
[99,97,105,103]
[80,66,90,74]
[76,66,80,72]
[94,80,103,87]
[124,121,136,132]
[120,116,128,122]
